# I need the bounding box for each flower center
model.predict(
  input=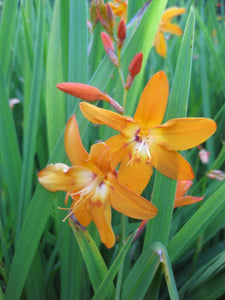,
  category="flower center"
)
[127,131,154,166]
